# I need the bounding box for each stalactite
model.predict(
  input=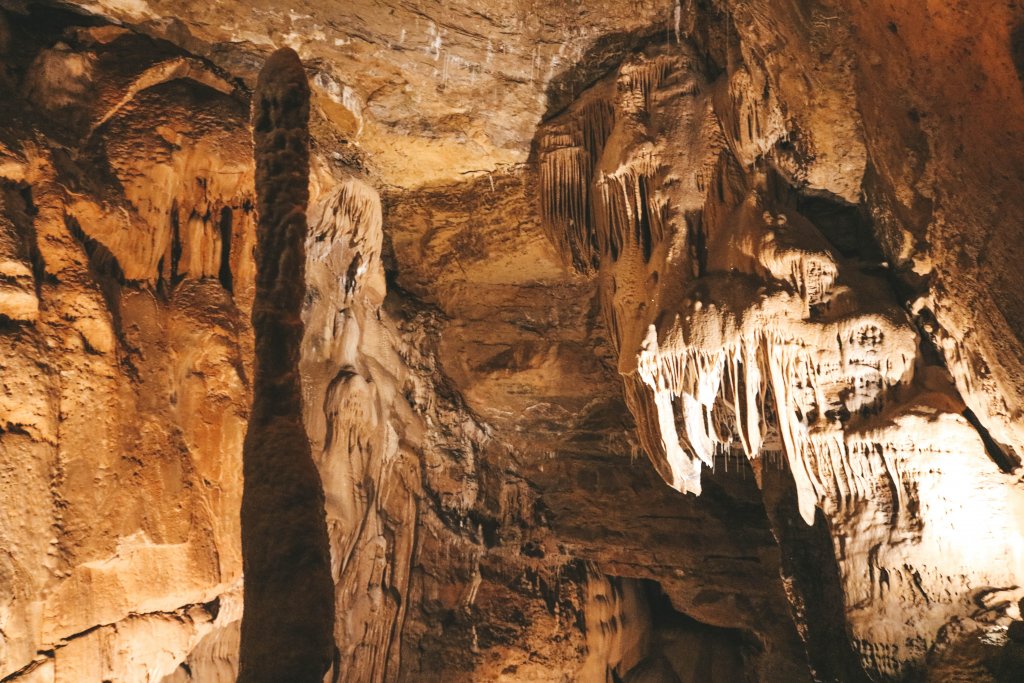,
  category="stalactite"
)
[617,54,675,114]
[636,305,916,524]
[538,44,922,527]
[538,97,615,272]
[593,158,665,266]
[238,47,336,683]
